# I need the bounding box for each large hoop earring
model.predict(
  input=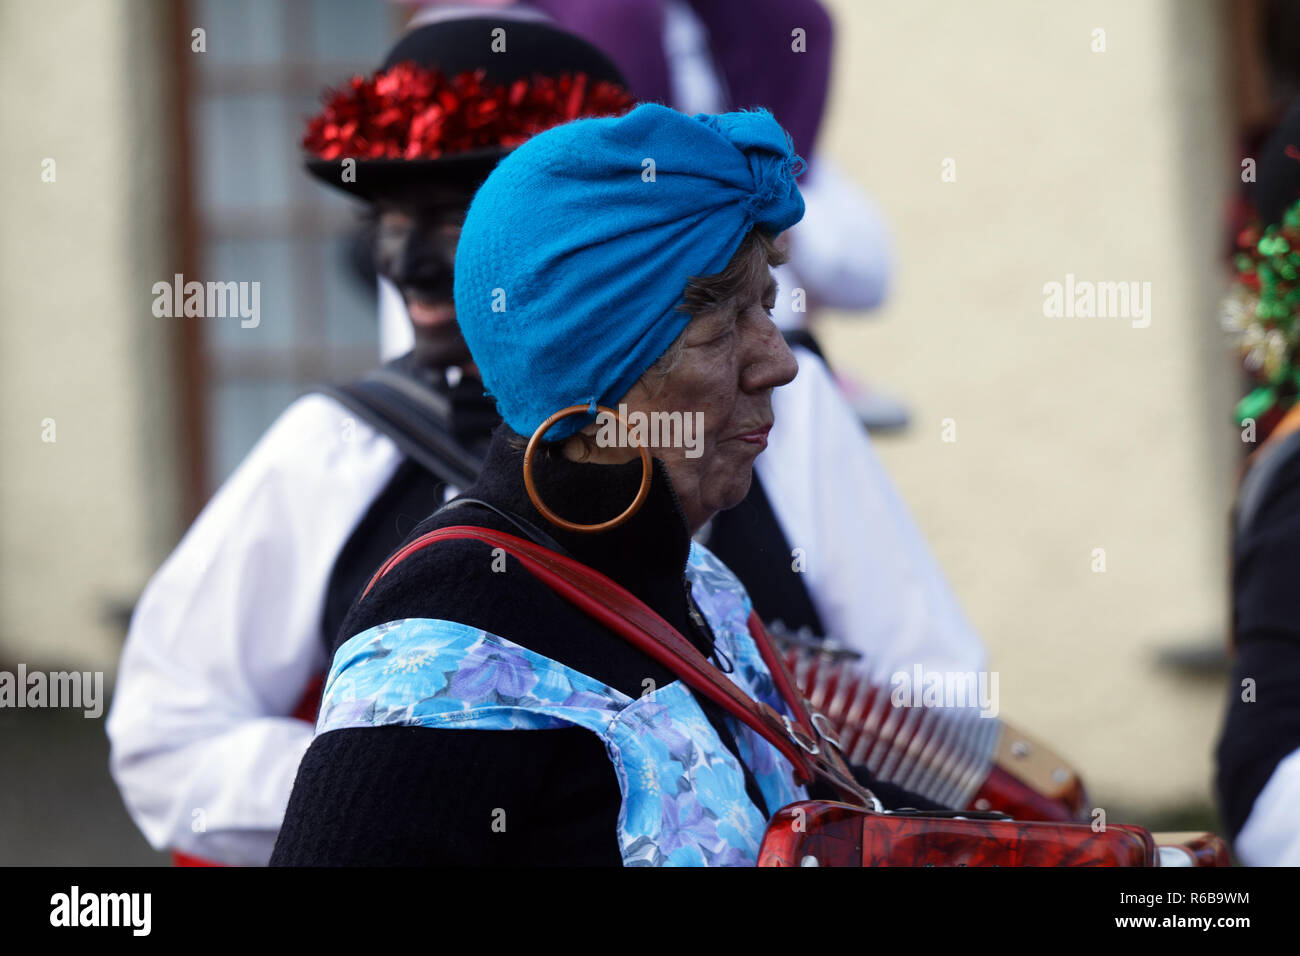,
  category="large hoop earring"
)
[523,404,652,534]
